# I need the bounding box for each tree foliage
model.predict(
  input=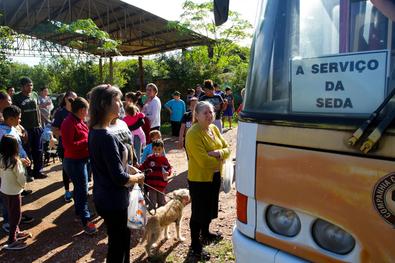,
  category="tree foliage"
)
[179,0,252,61]
[181,1,252,41]
[4,58,99,96]
[57,19,121,55]
[158,0,252,96]
[32,18,120,56]
[0,13,16,88]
